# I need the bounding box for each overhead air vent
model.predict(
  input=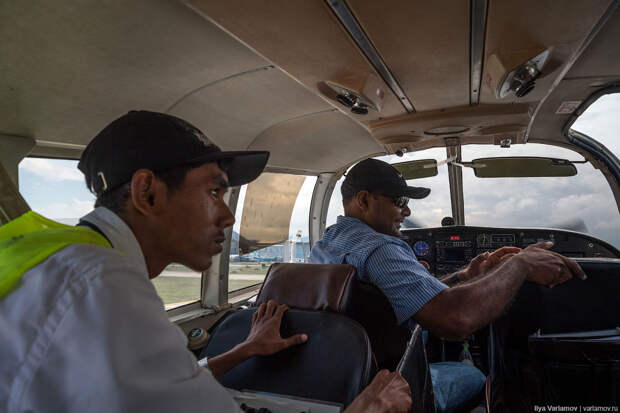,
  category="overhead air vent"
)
[322,80,380,116]
[486,48,551,99]
[324,0,415,113]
